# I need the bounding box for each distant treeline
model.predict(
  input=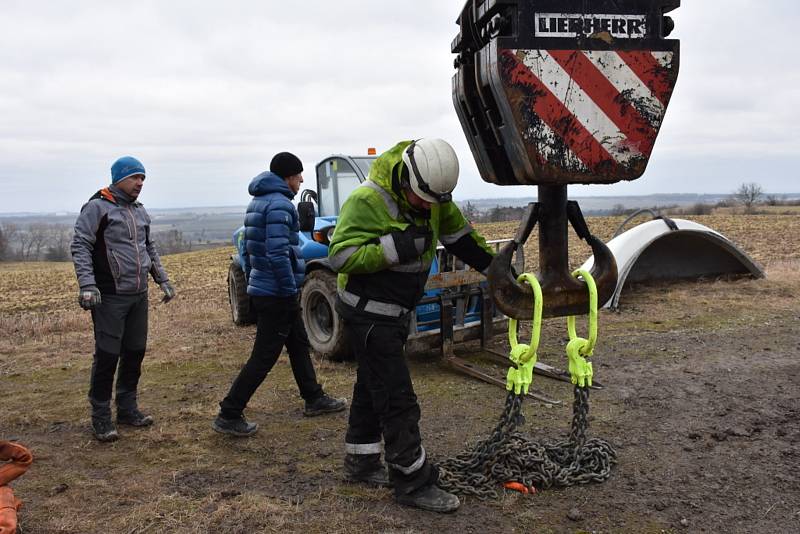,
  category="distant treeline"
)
[0,223,195,262]
[461,192,800,223]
